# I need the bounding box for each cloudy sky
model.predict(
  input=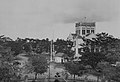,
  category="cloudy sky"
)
[0,0,120,40]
